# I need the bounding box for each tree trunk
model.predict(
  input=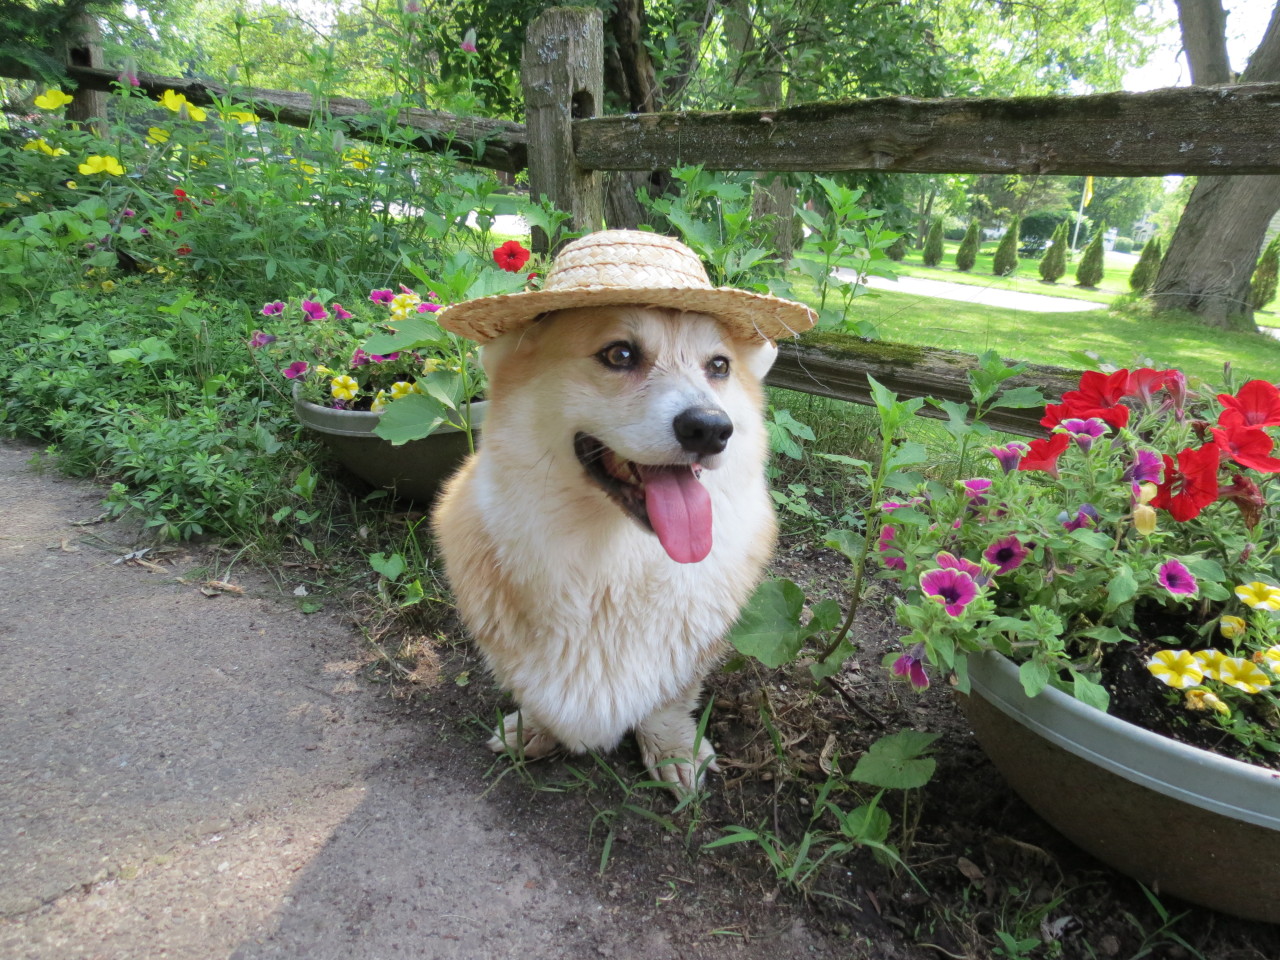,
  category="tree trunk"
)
[1152,0,1280,329]
[59,12,106,135]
